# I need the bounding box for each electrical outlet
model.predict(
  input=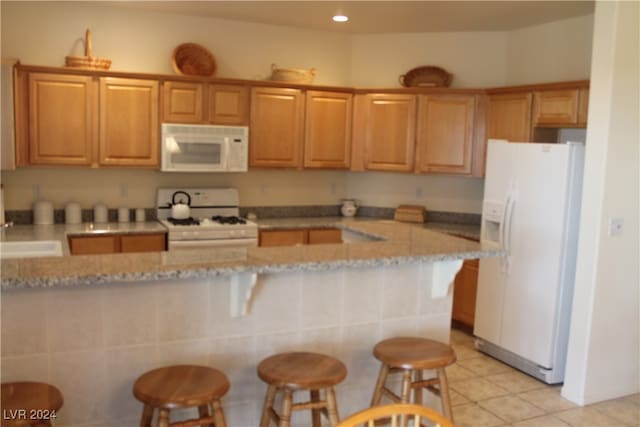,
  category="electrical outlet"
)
[120,184,128,198]
[415,187,423,199]
[608,217,624,237]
